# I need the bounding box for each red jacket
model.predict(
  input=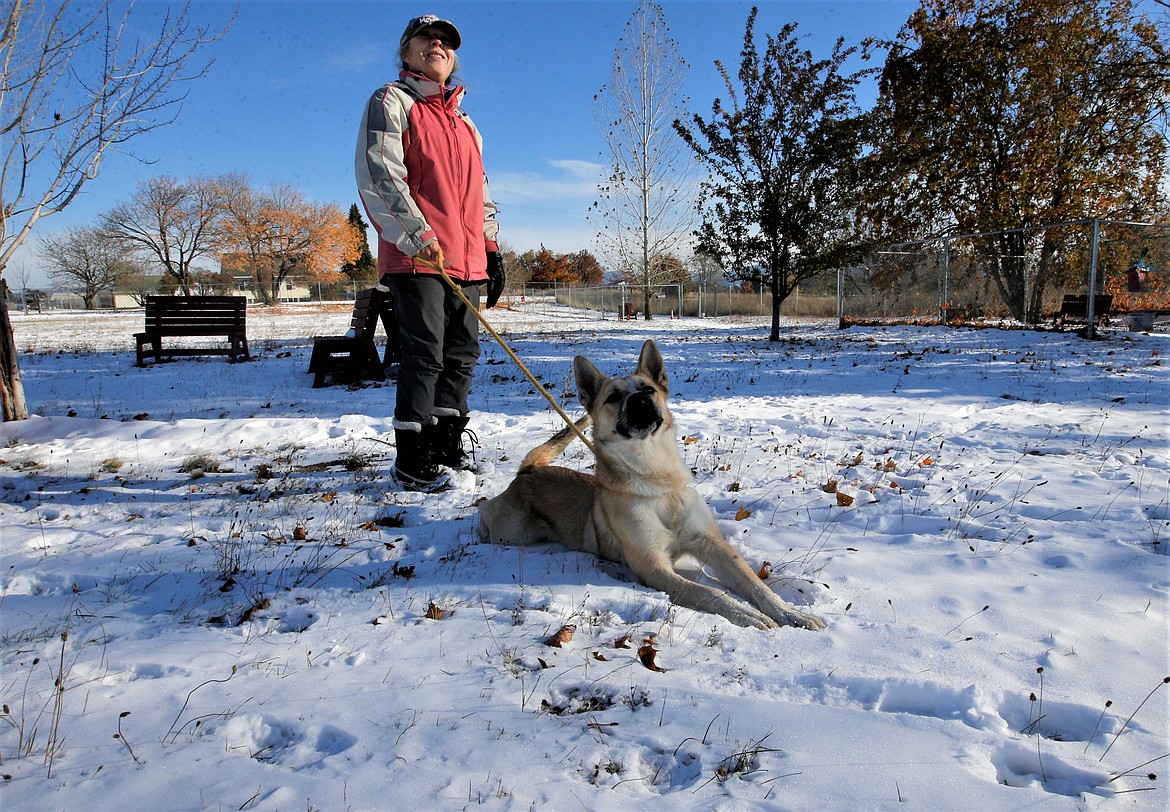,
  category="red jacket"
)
[356,72,499,282]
